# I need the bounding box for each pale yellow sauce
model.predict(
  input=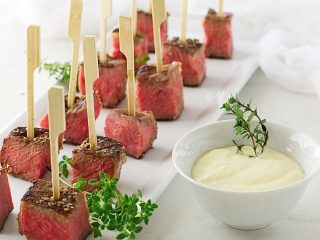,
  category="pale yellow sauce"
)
[192,146,305,191]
